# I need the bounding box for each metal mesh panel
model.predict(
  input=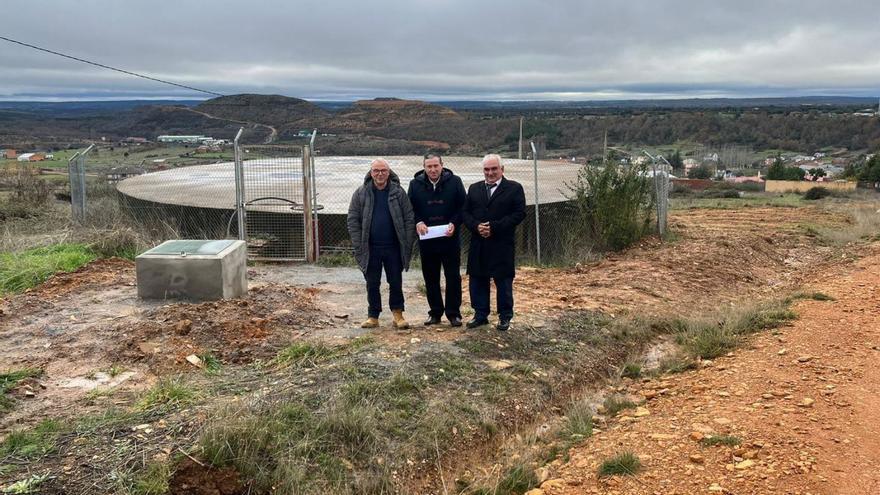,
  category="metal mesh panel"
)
[236,144,307,261]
